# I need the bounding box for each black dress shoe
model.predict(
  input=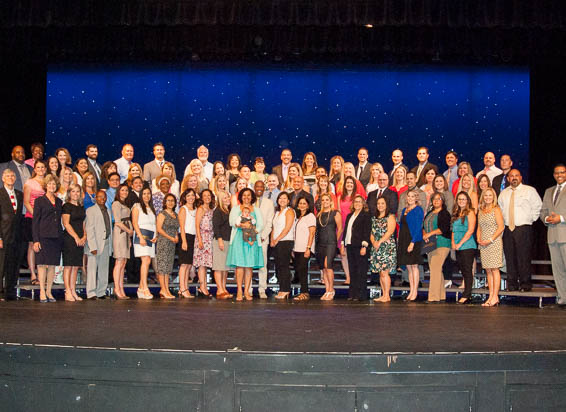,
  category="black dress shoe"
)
[87,296,97,300]
[97,295,107,300]
[520,287,532,292]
